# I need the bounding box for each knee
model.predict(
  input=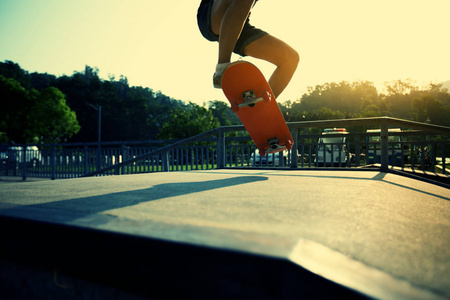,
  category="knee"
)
[289,48,300,69]
[281,47,300,72]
